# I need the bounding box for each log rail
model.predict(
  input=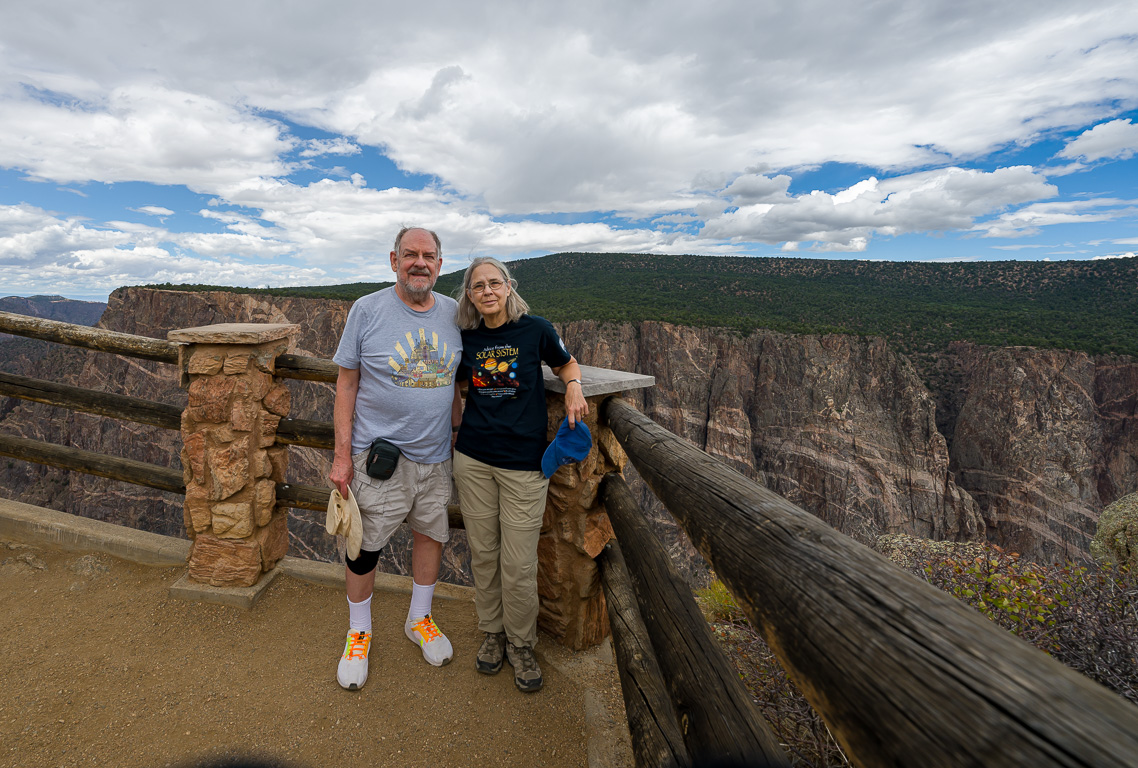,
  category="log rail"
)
[599,395,1138,768]
[0,312,337,382]
[0,313,444,530]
